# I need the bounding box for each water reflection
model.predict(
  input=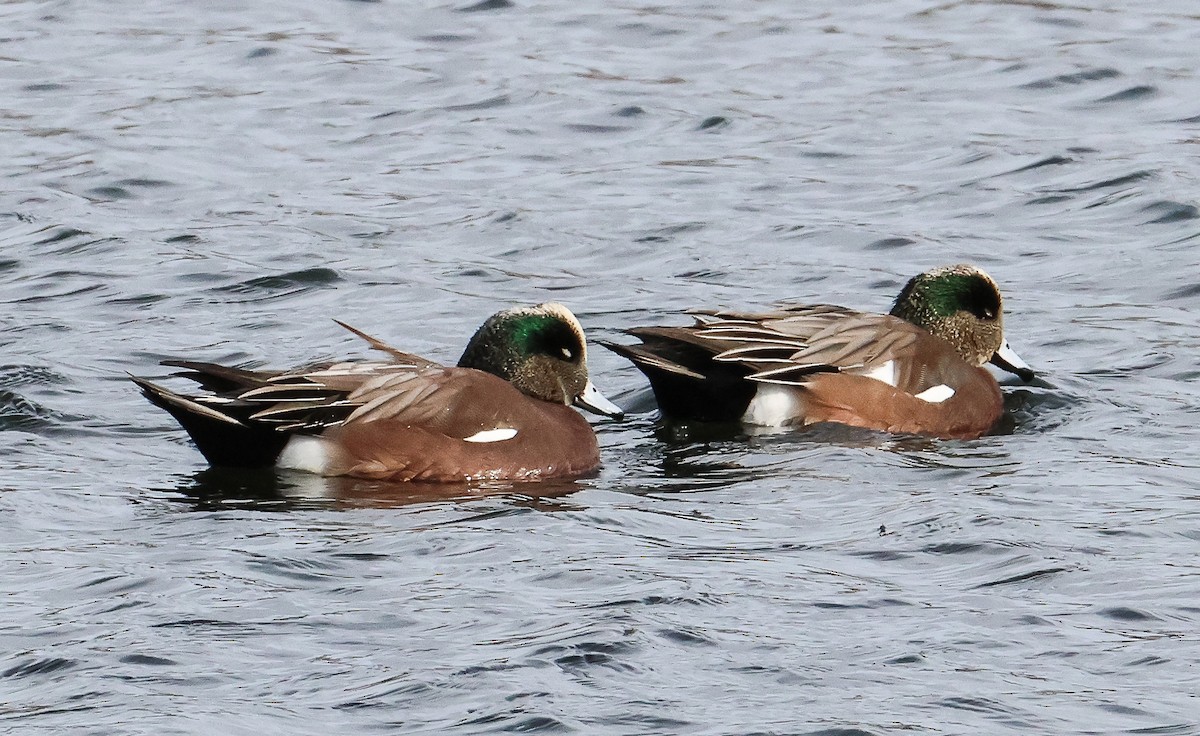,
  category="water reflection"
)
[155,384,1074,512]
[163,466,590,510]
[604,405,1090,495]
